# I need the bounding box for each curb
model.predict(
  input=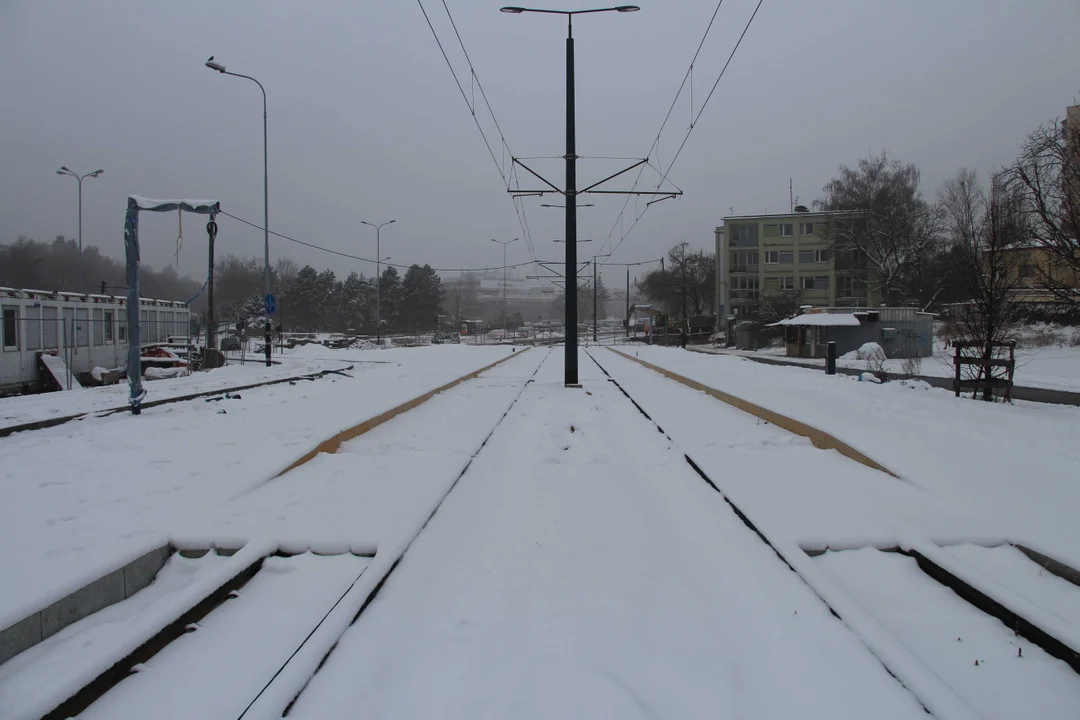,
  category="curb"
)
[272,348,531,478]
[607,347,898,478]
